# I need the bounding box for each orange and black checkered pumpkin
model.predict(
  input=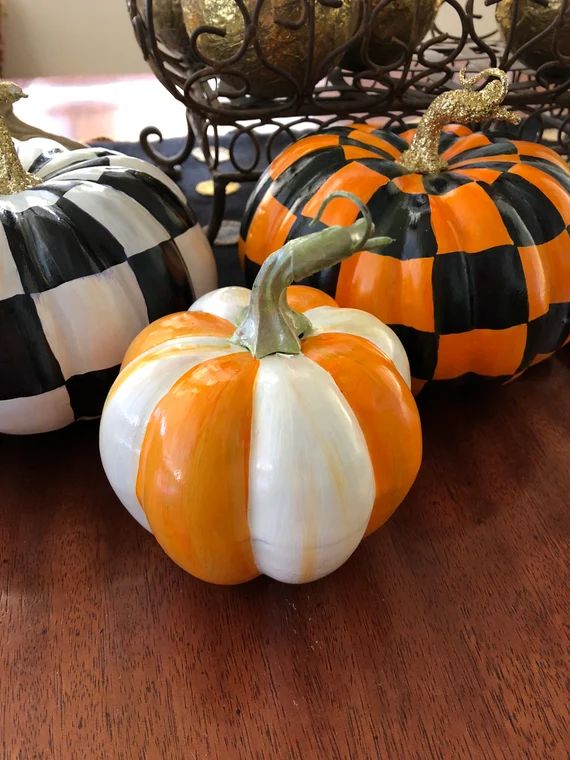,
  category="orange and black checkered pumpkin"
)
[239,72,570,391]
